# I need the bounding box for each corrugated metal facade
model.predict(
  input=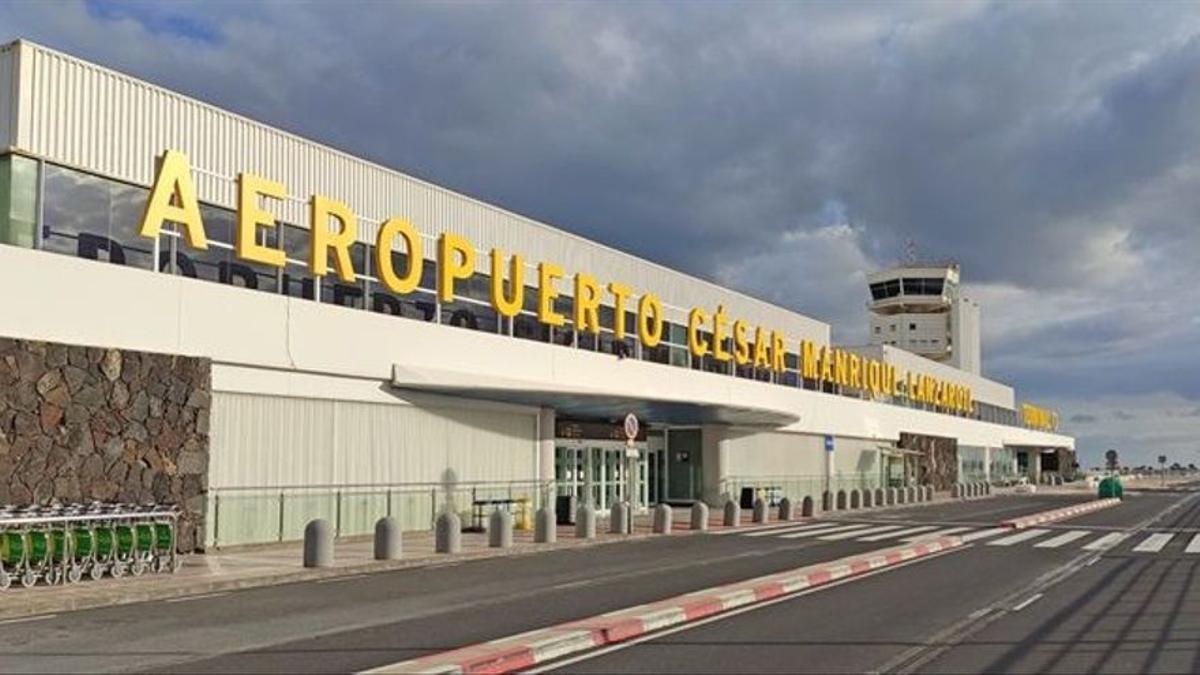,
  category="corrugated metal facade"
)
[6,40,829,342]
[207,392,538,546]
[209,392,537,489]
